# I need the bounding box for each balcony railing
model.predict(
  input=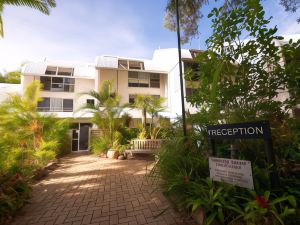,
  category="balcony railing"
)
[37,107,73,112]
